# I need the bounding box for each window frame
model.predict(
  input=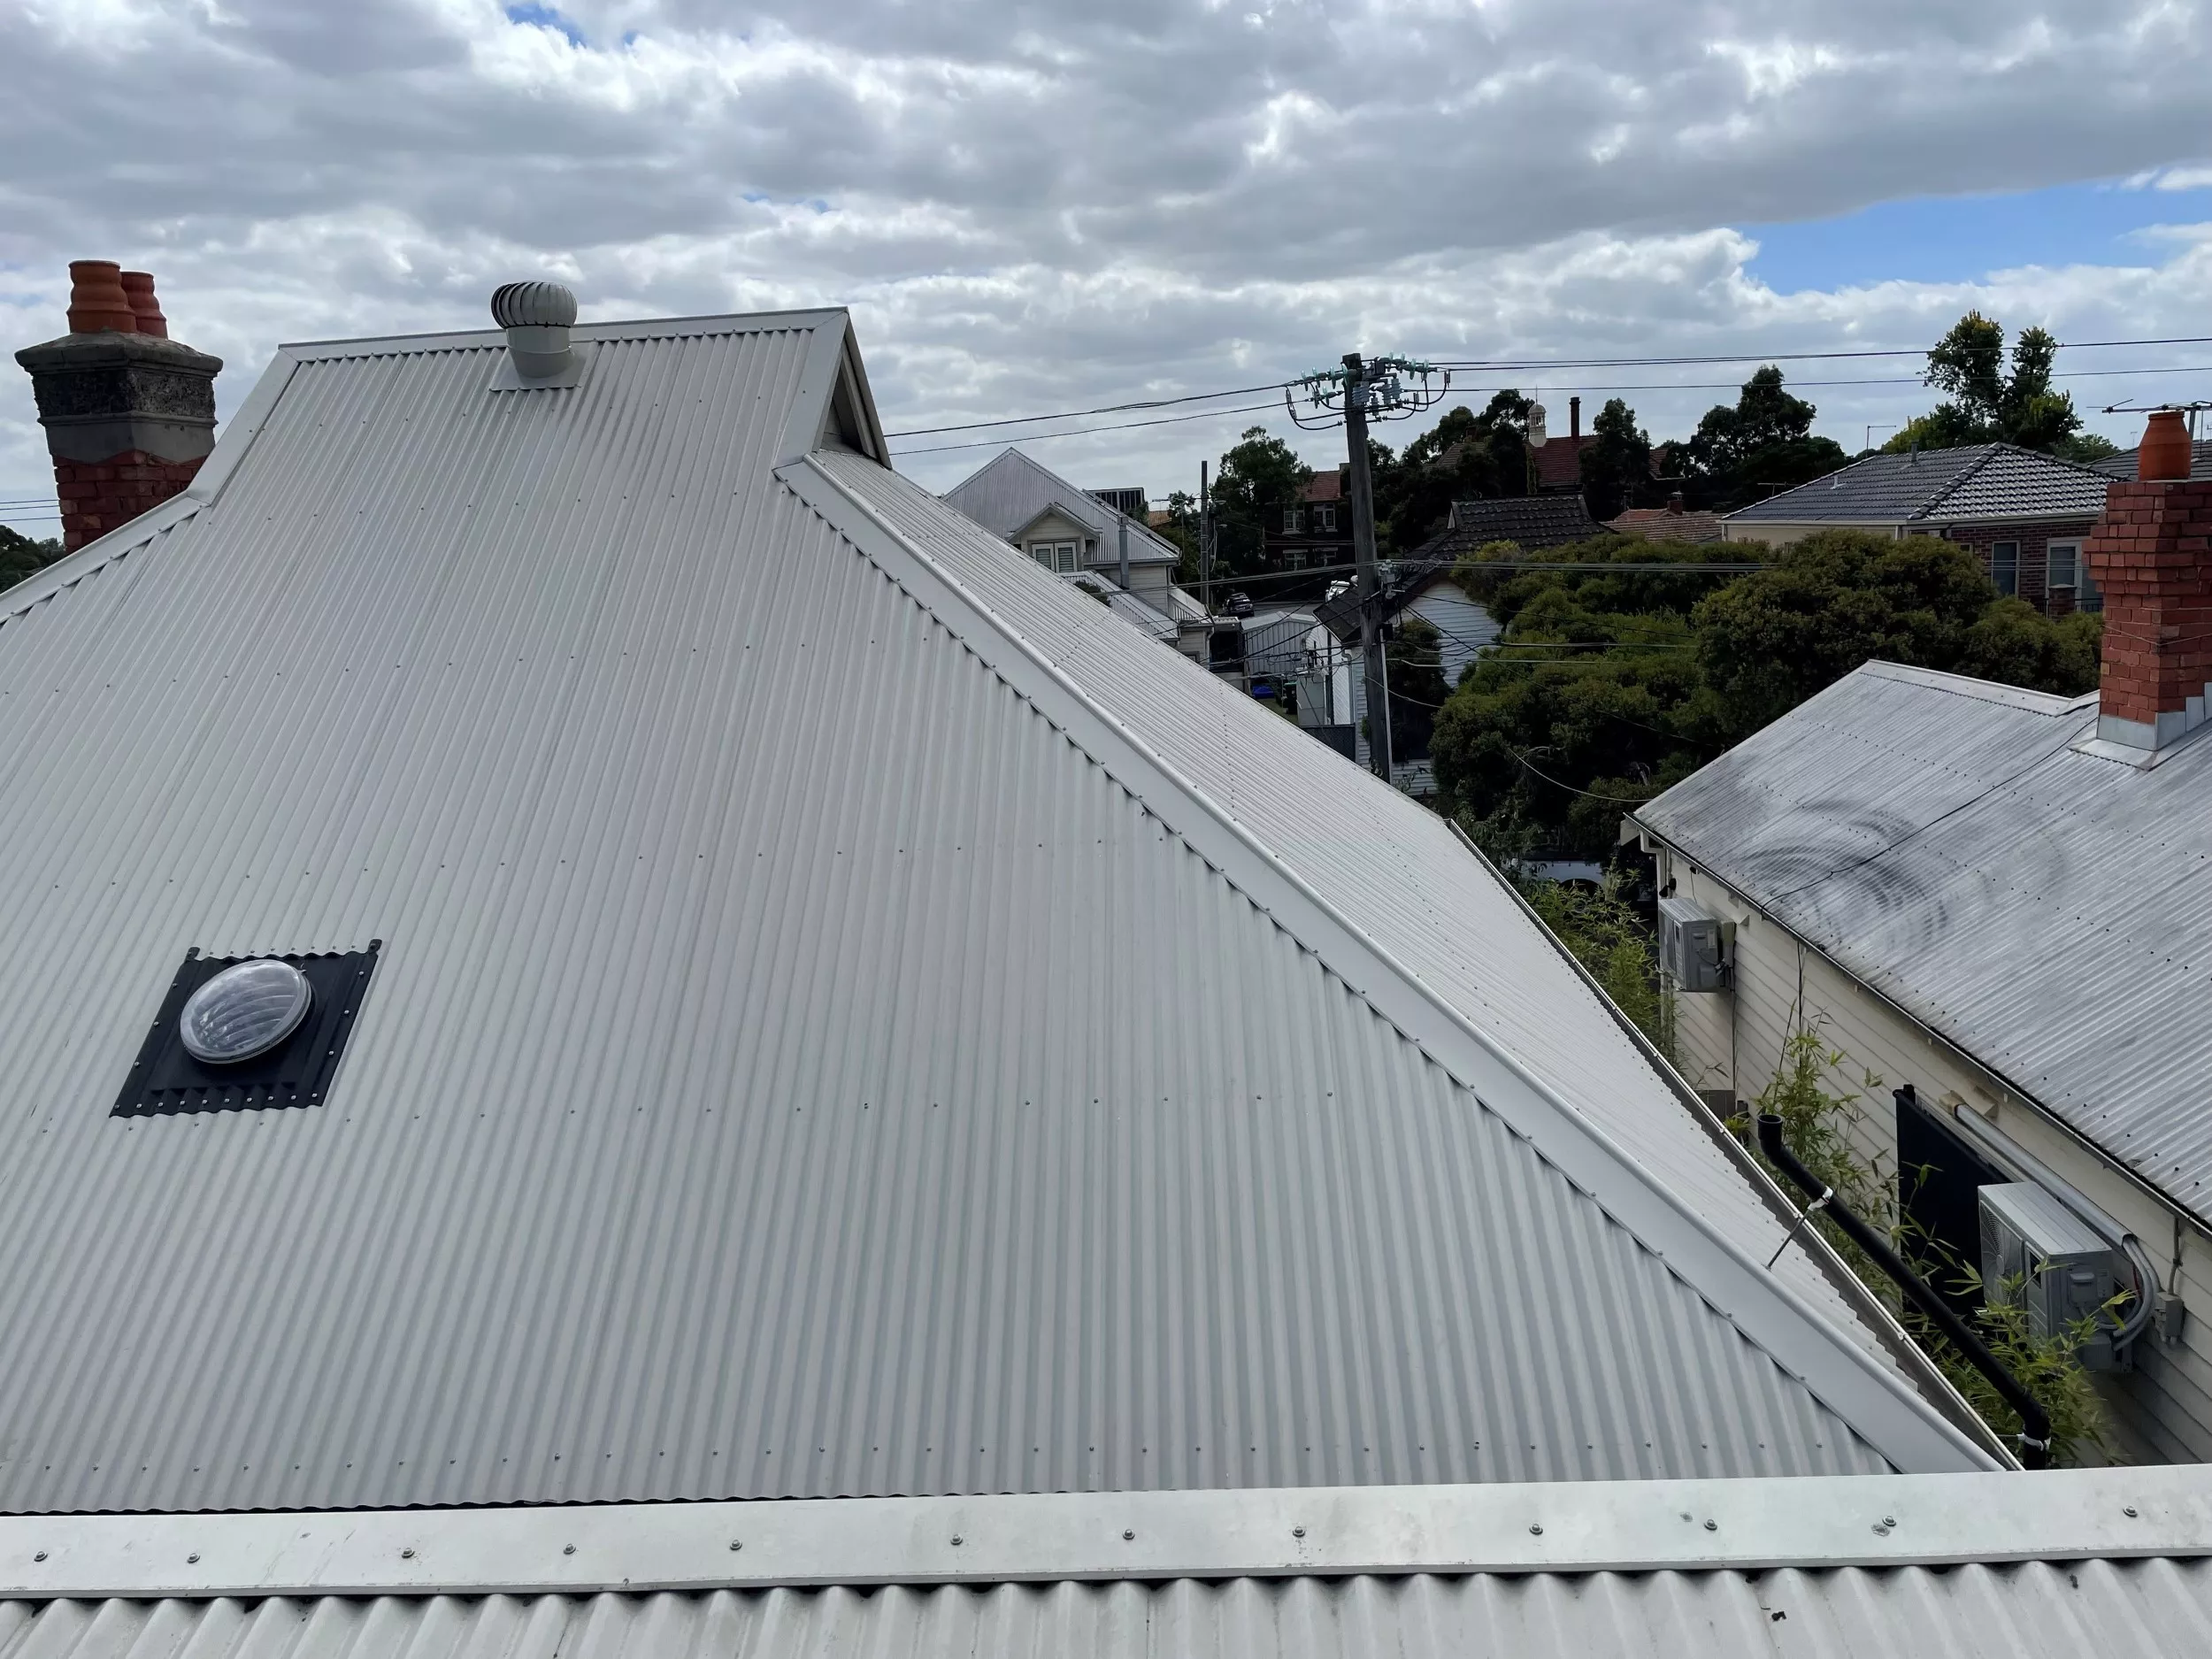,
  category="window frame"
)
[1989,539,2020,597]
[1029,540,1079,573]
